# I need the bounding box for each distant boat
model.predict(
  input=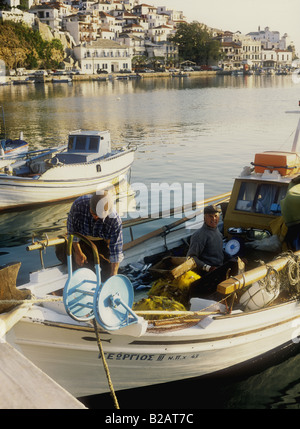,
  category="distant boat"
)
[0,138,29,170]
[52,77,72,83]
[0,106,29,169]
[95,76,108,81]
[172,71,188,77]
[13,78,35,85]
[0,129,135,211]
